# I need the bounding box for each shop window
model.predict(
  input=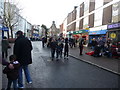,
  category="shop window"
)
[89,0,95,12]
[103,0,113,5]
